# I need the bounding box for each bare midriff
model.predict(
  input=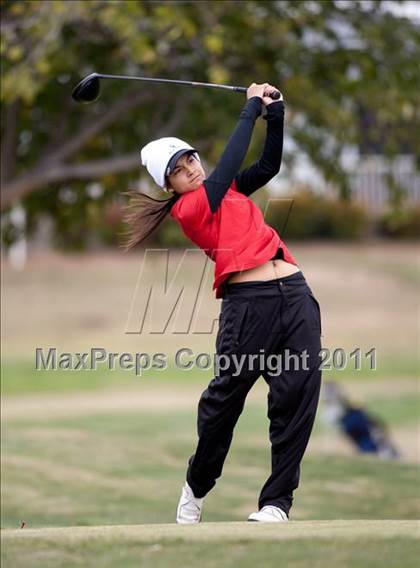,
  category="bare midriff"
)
[227,259,301,284]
